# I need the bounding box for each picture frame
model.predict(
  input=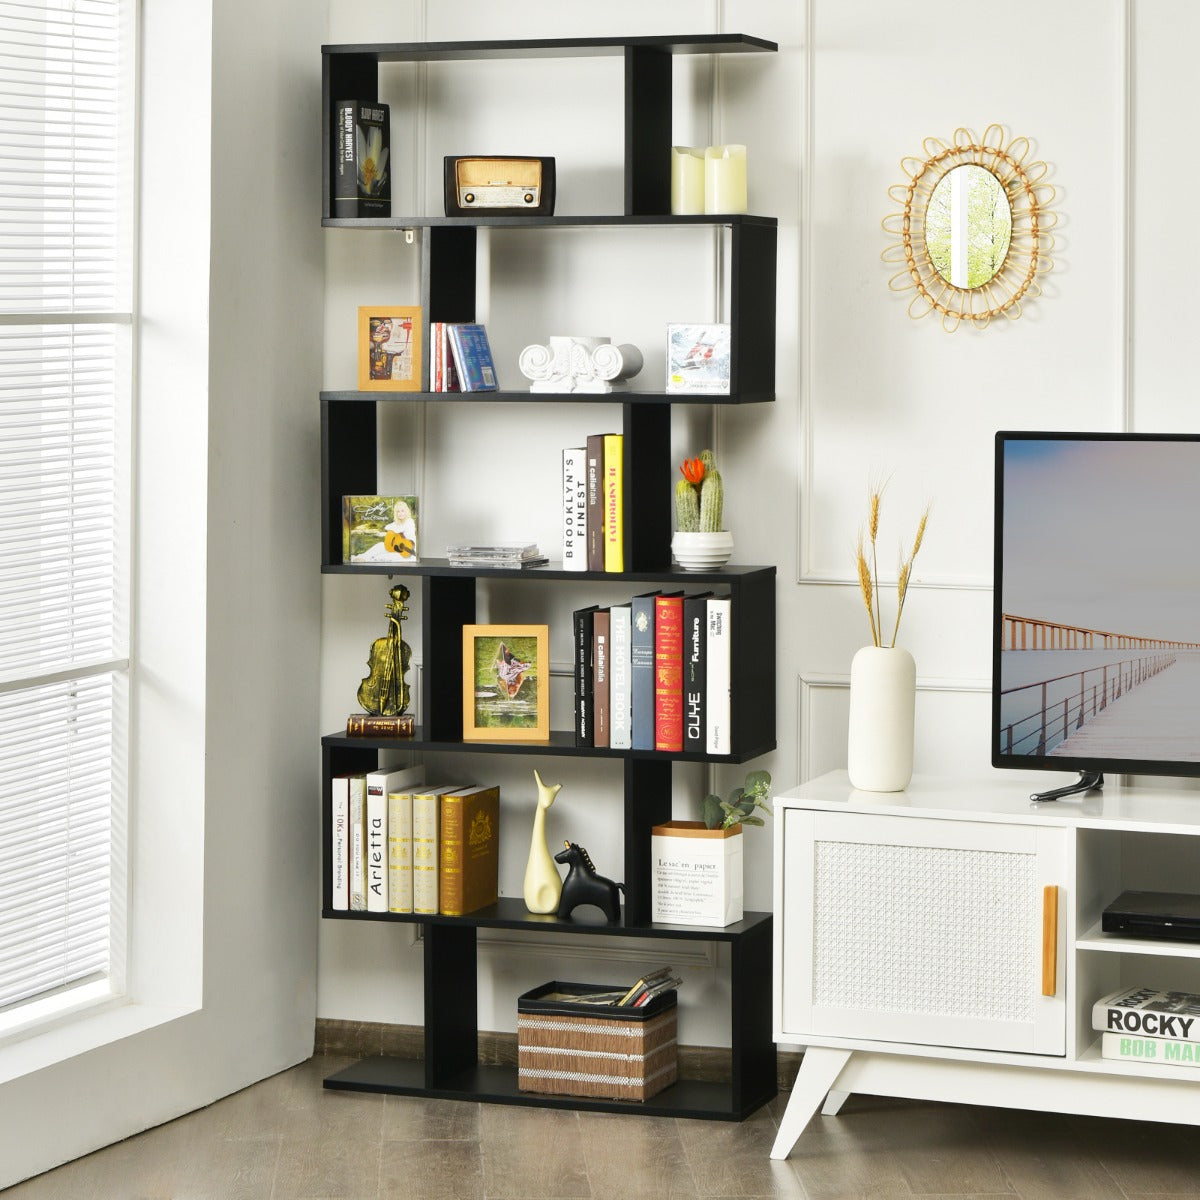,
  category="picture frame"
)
[665,322,731,394]
[462,624,550,742]
[358,305,422,392]
[341,495,419,564]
